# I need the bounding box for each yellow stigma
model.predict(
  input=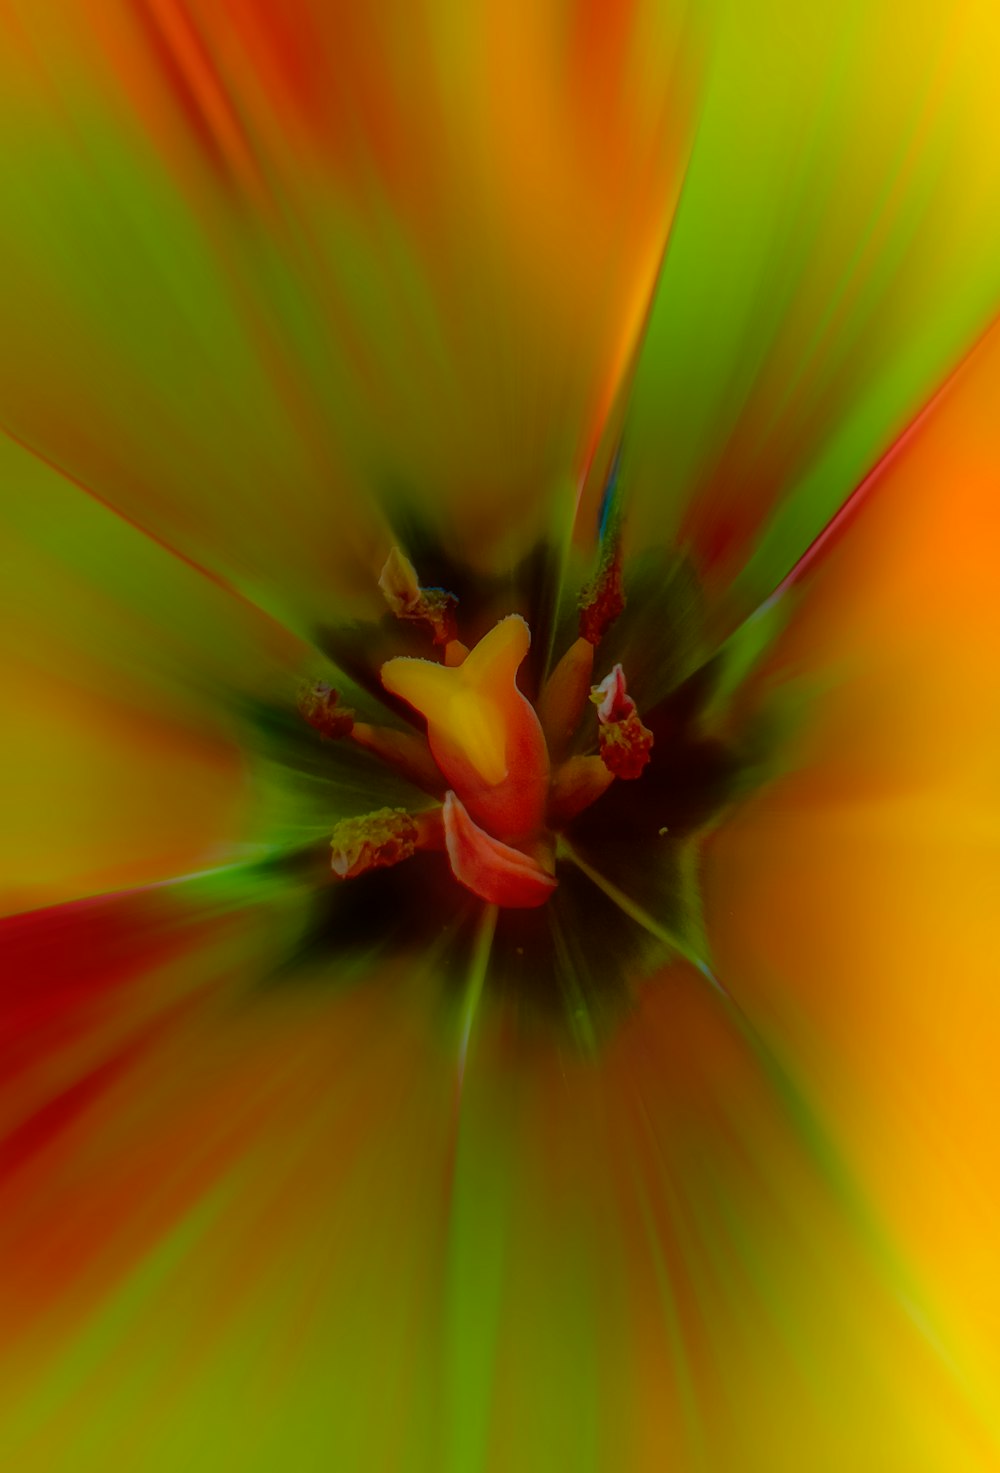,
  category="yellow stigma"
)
[381,615,531,786]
